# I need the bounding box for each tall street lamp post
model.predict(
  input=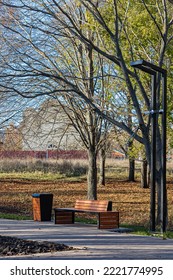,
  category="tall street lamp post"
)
[130,60,167,233]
